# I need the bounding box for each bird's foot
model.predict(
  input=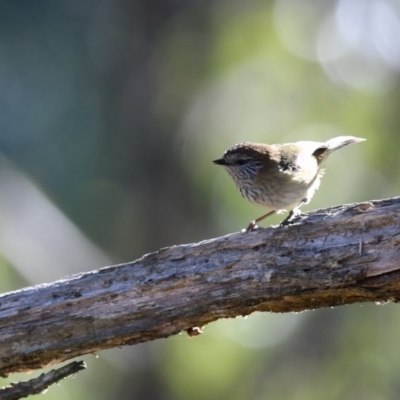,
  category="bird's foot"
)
[244,220,259,232]
[279,209,302,227]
